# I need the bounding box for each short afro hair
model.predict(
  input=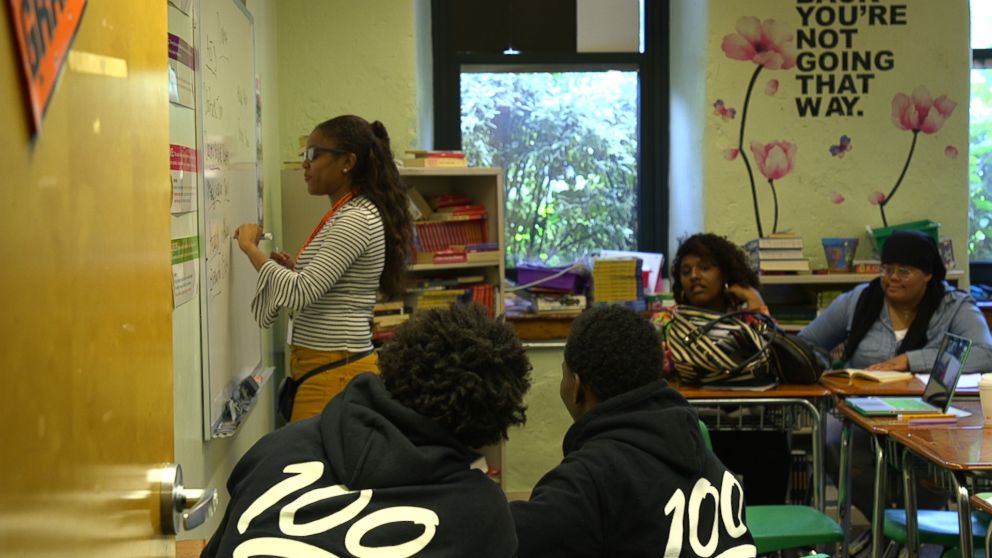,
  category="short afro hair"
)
[671,233,759,304]
[563,305,664,401]
[378,303,532,448]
